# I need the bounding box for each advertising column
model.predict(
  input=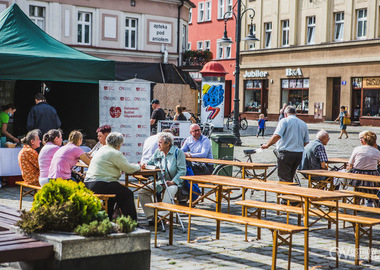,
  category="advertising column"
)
[99,80,151,163]
[200,62,228,129]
